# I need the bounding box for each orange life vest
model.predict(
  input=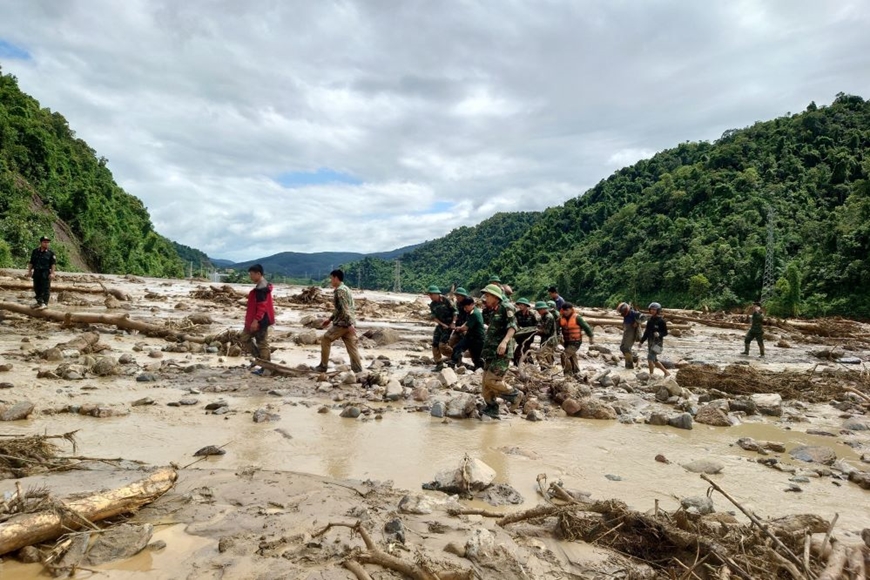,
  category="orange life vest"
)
[560,313,583,342]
